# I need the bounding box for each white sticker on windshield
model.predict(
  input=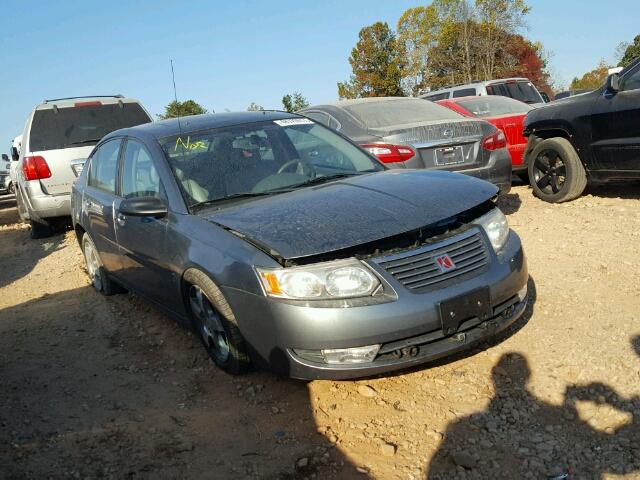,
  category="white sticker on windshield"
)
[273,118,314,126]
